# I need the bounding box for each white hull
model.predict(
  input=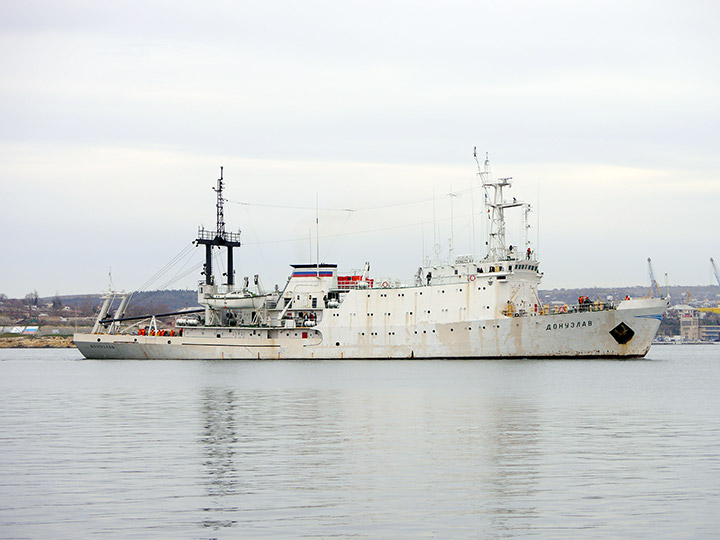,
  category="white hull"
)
[74,298,667,360]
